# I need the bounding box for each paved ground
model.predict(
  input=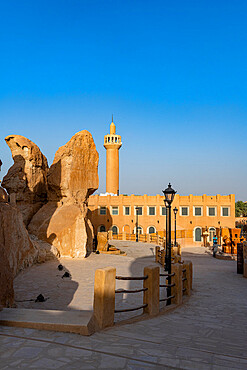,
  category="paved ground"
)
[1,243,247,369]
